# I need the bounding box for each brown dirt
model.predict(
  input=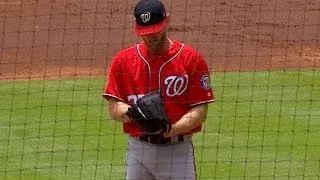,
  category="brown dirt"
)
[0,0,319,81]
